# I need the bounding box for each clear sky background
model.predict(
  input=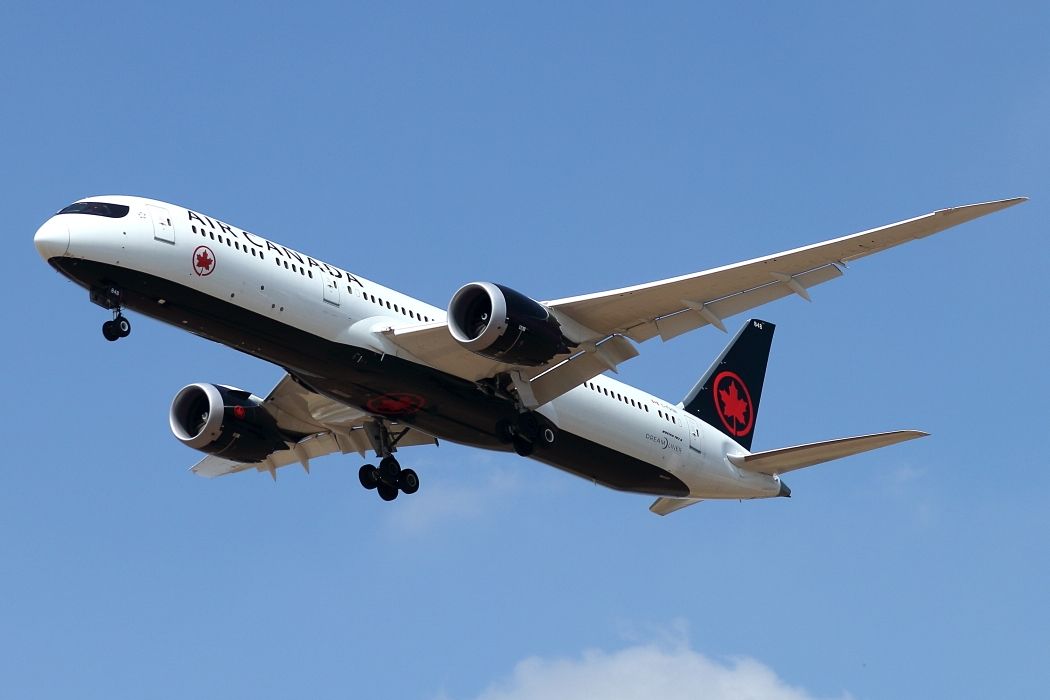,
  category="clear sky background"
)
[3,3,1047,698]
